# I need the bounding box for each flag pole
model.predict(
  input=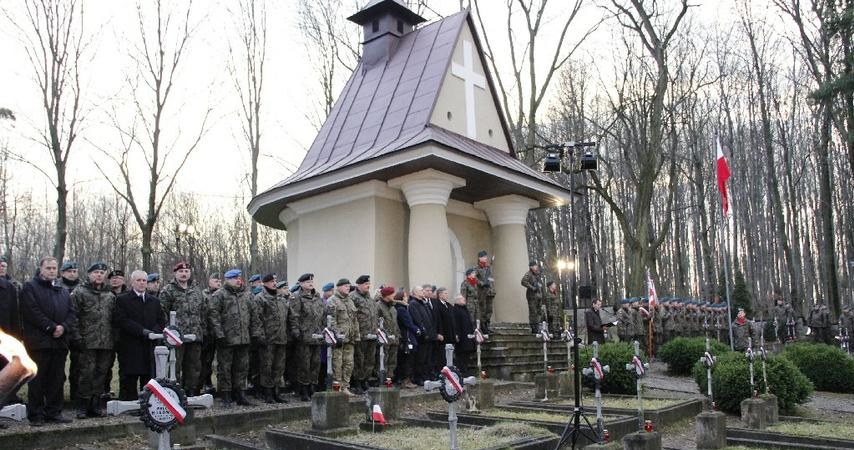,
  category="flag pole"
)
[717,136,735,351]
